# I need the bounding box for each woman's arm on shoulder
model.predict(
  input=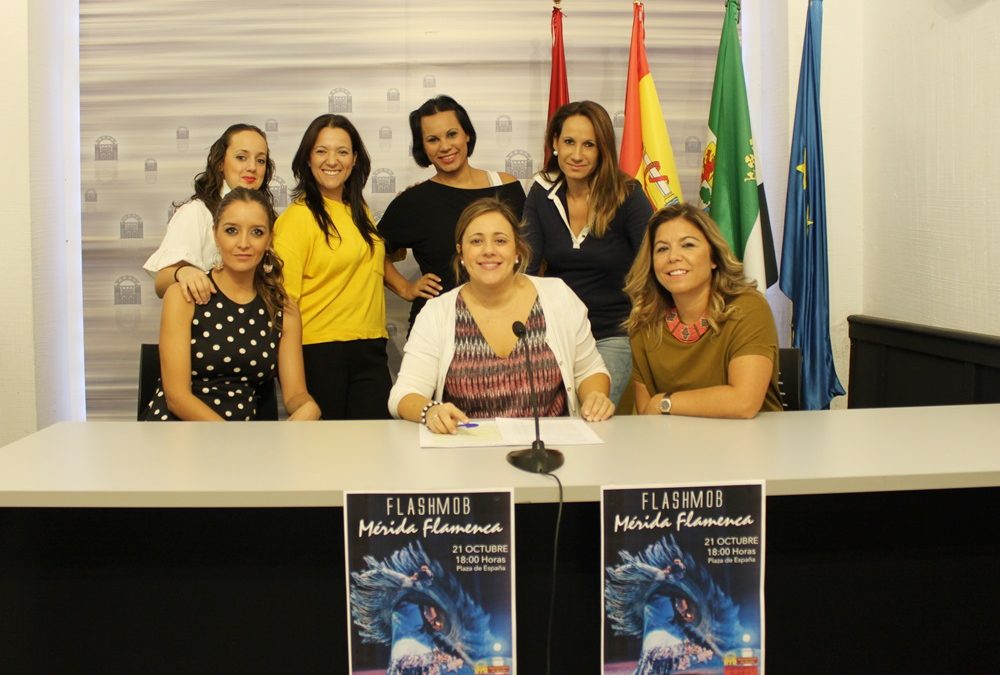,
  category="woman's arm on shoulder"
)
[276,301,321,421]
[154,264,216,304]
[158,285,224,421]
[147,201,217,301]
